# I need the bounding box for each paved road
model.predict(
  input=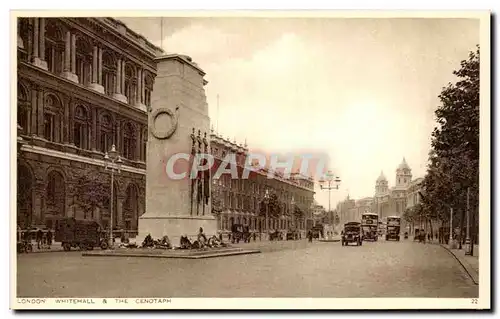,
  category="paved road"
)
[16,240,478,298]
